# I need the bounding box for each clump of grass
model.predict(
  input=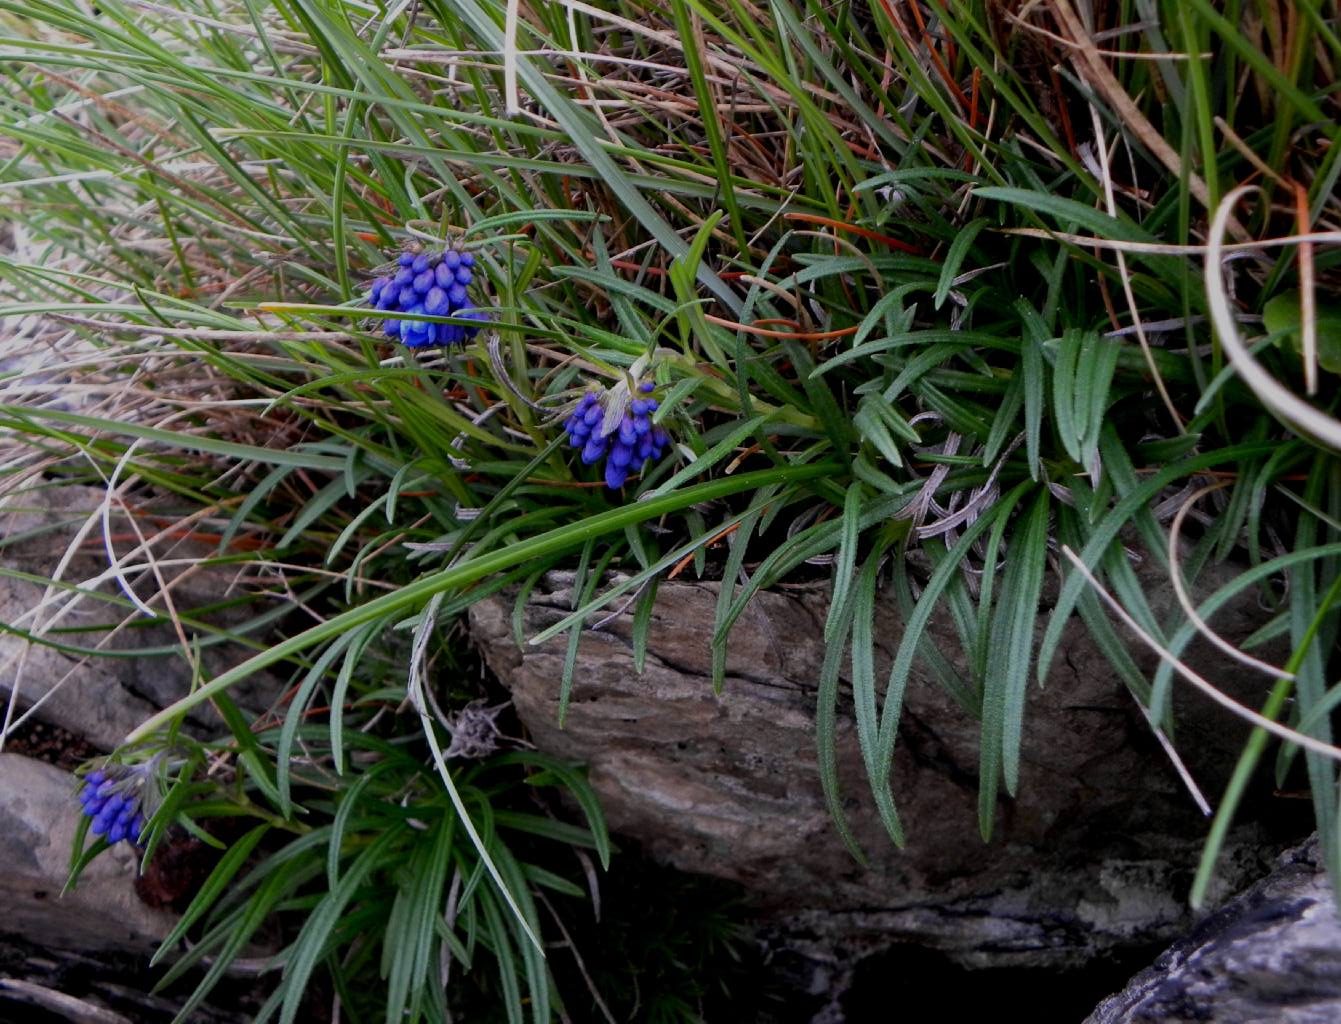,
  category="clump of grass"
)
[1,0,1340,1018]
